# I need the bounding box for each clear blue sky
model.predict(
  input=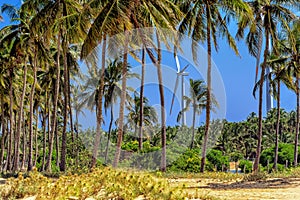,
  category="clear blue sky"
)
[1,0,297,130]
